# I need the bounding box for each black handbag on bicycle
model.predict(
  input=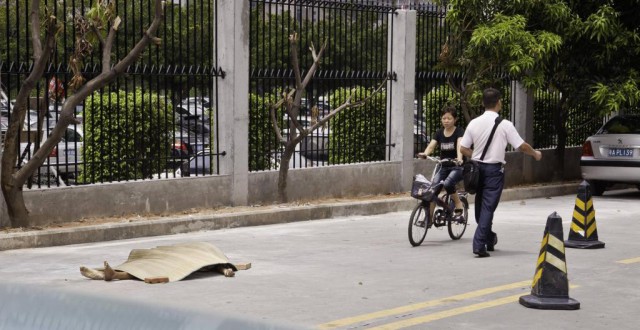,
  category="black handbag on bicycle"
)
[463,117,503,194]
[411,174,431,200]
